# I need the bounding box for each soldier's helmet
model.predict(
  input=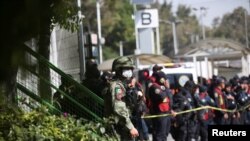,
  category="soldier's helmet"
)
[112,56,134,72]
